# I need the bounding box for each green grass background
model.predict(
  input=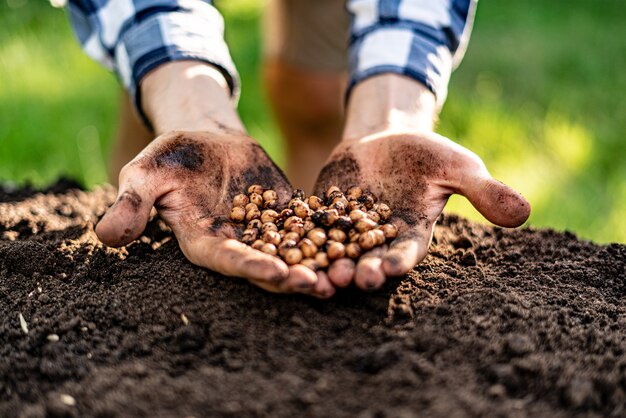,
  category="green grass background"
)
[1,0,624,243]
